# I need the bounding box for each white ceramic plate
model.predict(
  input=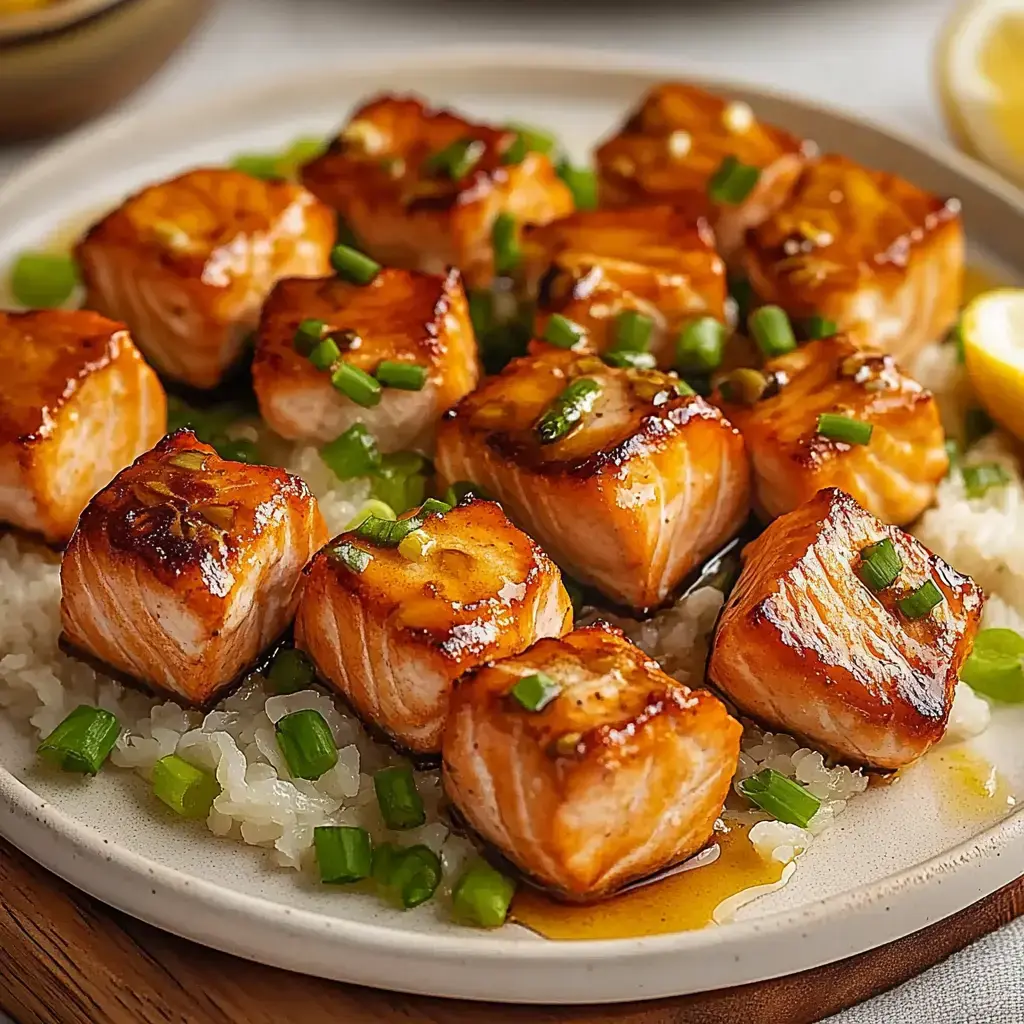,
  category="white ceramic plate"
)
[3,49,1024,1007]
